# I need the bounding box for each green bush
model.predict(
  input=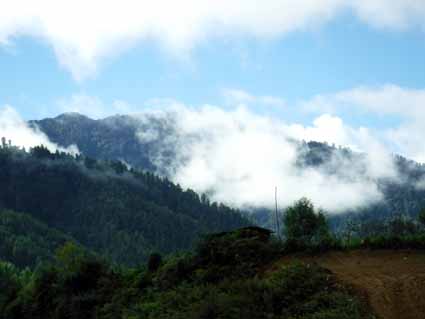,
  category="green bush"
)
[361,234,425,250]
[135,263,373,319]
[0,229,376,319]
[283,198,331,248]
